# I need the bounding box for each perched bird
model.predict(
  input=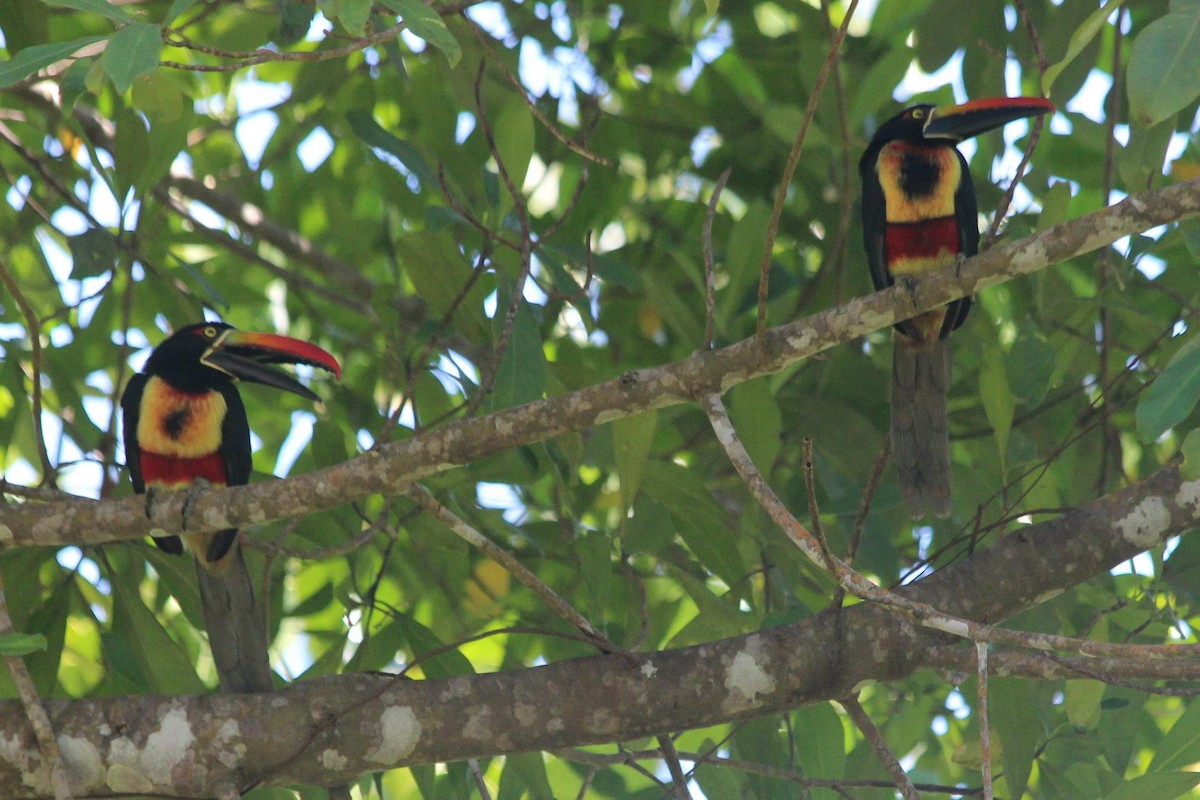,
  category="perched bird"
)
[121,322,340,692]
[860,97,1053,518]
